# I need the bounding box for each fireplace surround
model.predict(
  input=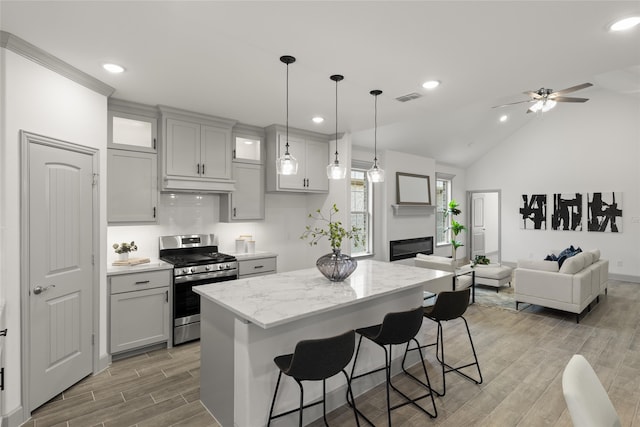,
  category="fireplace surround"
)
[389,236,434,261]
